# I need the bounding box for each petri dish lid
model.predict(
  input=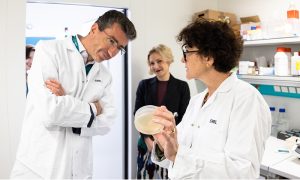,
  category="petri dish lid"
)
[134,105,163,135]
